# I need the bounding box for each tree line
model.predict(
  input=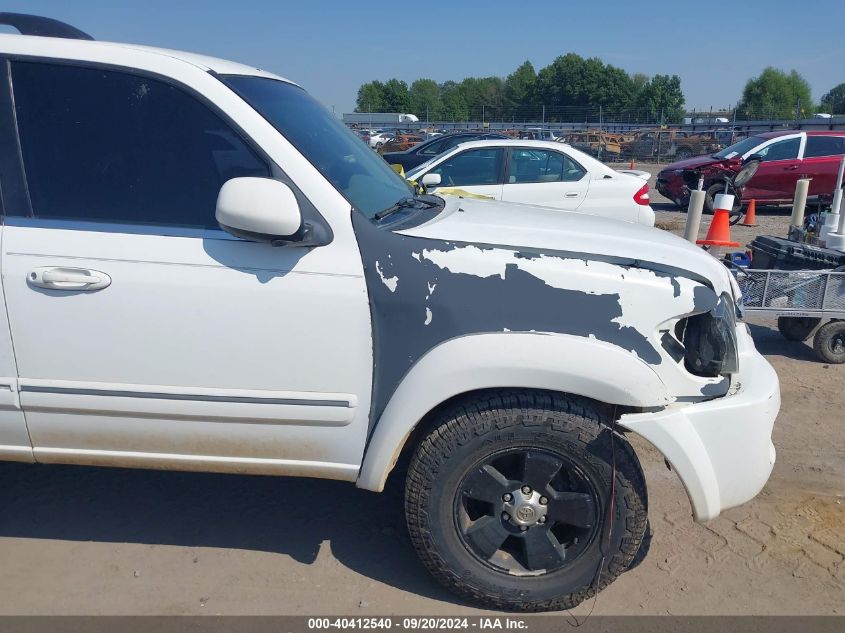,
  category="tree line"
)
[355,54,844,123]
[355,54,685,123]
